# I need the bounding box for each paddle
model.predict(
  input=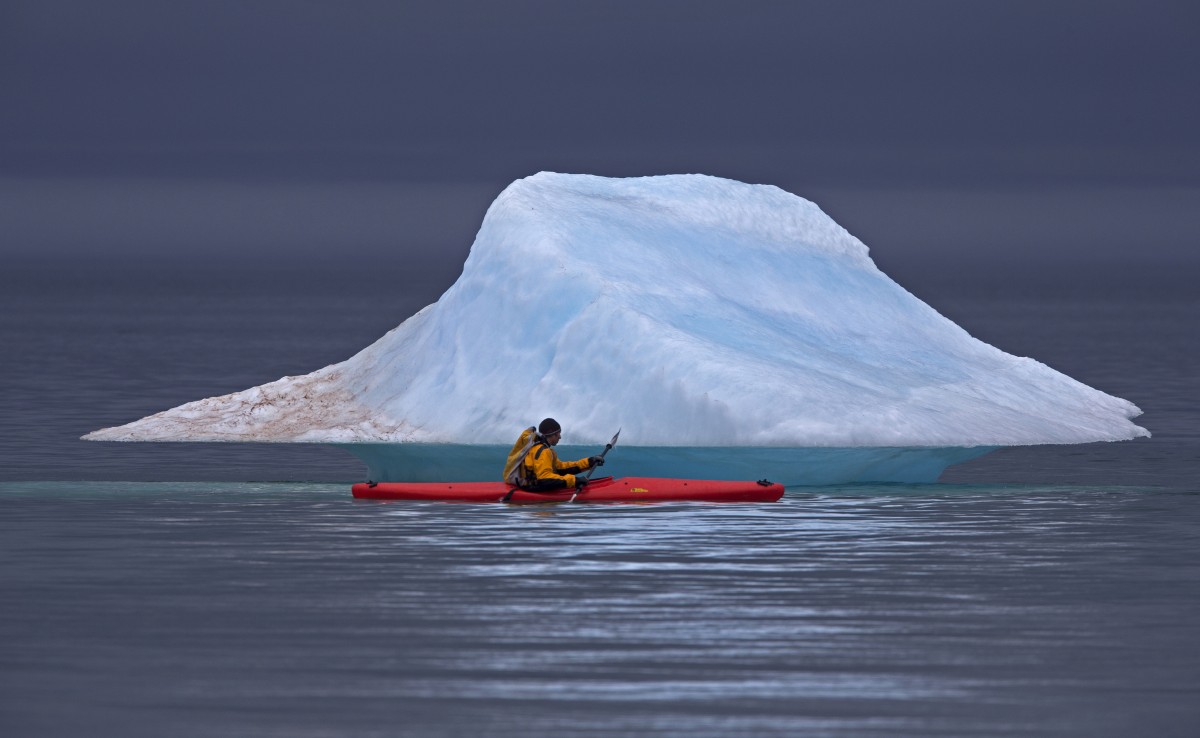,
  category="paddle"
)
[584,428,621,480]
[568,428,620,504]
